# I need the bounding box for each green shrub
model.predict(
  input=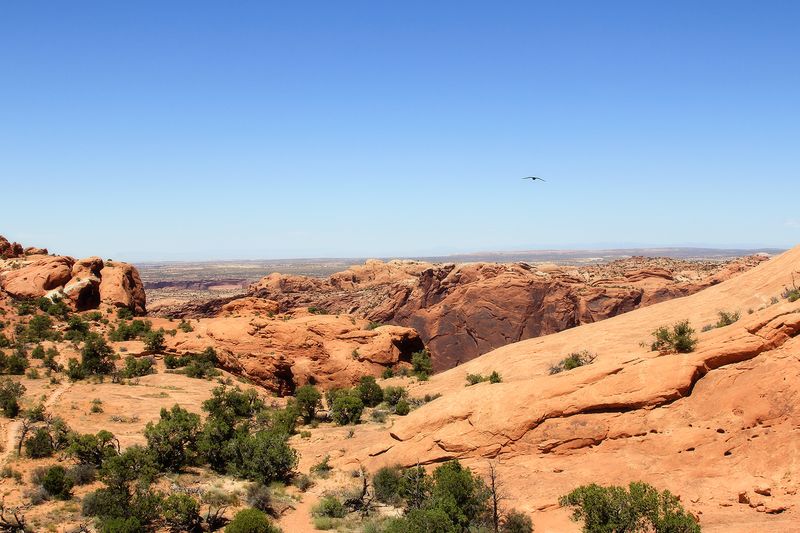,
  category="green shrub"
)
[116,308,134,320]
[331,391,364,425]
[489,371,502,384]
[177,320,194,333]
[411,349,433,380]
[560,482,700,533]
[162,493,202,532]
[31,345,45,359]
[100,517,143,533]
[67,464,97,485]
[549,350,597,374]
[650,320,698,354]
[121,355,154,378]
[383,386,407,406]
[164,354,190,369]
[295,384,322,424]
[25,427,55,458]
[465,373,486,386]
[41,465,73,500]
[502,510,533,533]
[307,306,329,315]
[225,508,280,533]
[365,321,384,330]
[67,358,86,381]
[312,495,346,518]
[373,466,403,504]
[356,376,383,407]
[0,378,25,417]
[108,319,152,342]
[395,399,410,416]
[382,367,394,379]
[65,315,90,341]
[6,351,29,375]
[143,329,166,353]
[67,430,120,466]
[715,310,740,328]
[226,429,298,484]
